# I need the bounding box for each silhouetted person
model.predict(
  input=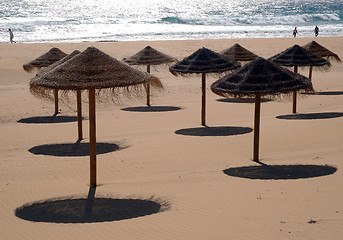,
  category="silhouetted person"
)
[293,27,298,38]
[314,26,319,37]
[8,28,15,43]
